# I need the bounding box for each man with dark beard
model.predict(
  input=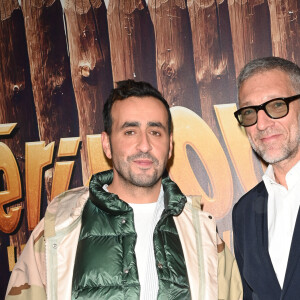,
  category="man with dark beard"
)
[6,80,242,300]
[233,57,300,299]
